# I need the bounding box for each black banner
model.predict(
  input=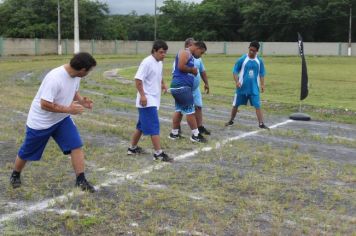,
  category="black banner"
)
[298,33,309,100]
